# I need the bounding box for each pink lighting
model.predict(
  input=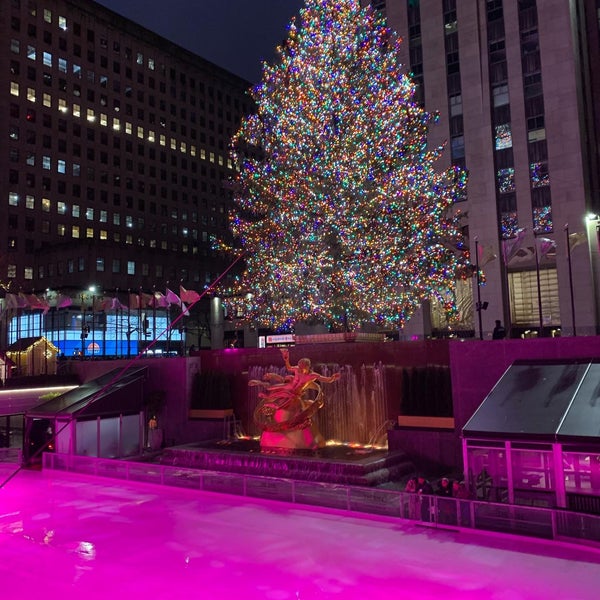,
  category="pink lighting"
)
[0,469,598,599]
